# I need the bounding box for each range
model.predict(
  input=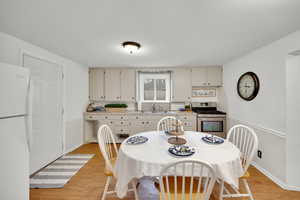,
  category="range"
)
[192,102,226,138]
